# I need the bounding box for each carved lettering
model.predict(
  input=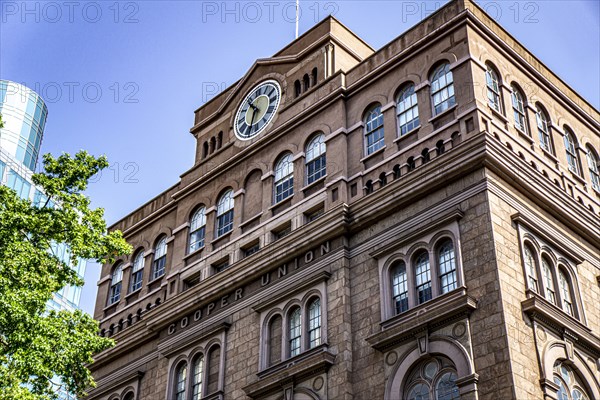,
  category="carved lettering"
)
[278,264,287,278]
[261,273,270,286]
[221,295,229,307]
[207,302,215,315]
[235,288,243,301]
[305,250,314,263]
[321,241,330,255]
